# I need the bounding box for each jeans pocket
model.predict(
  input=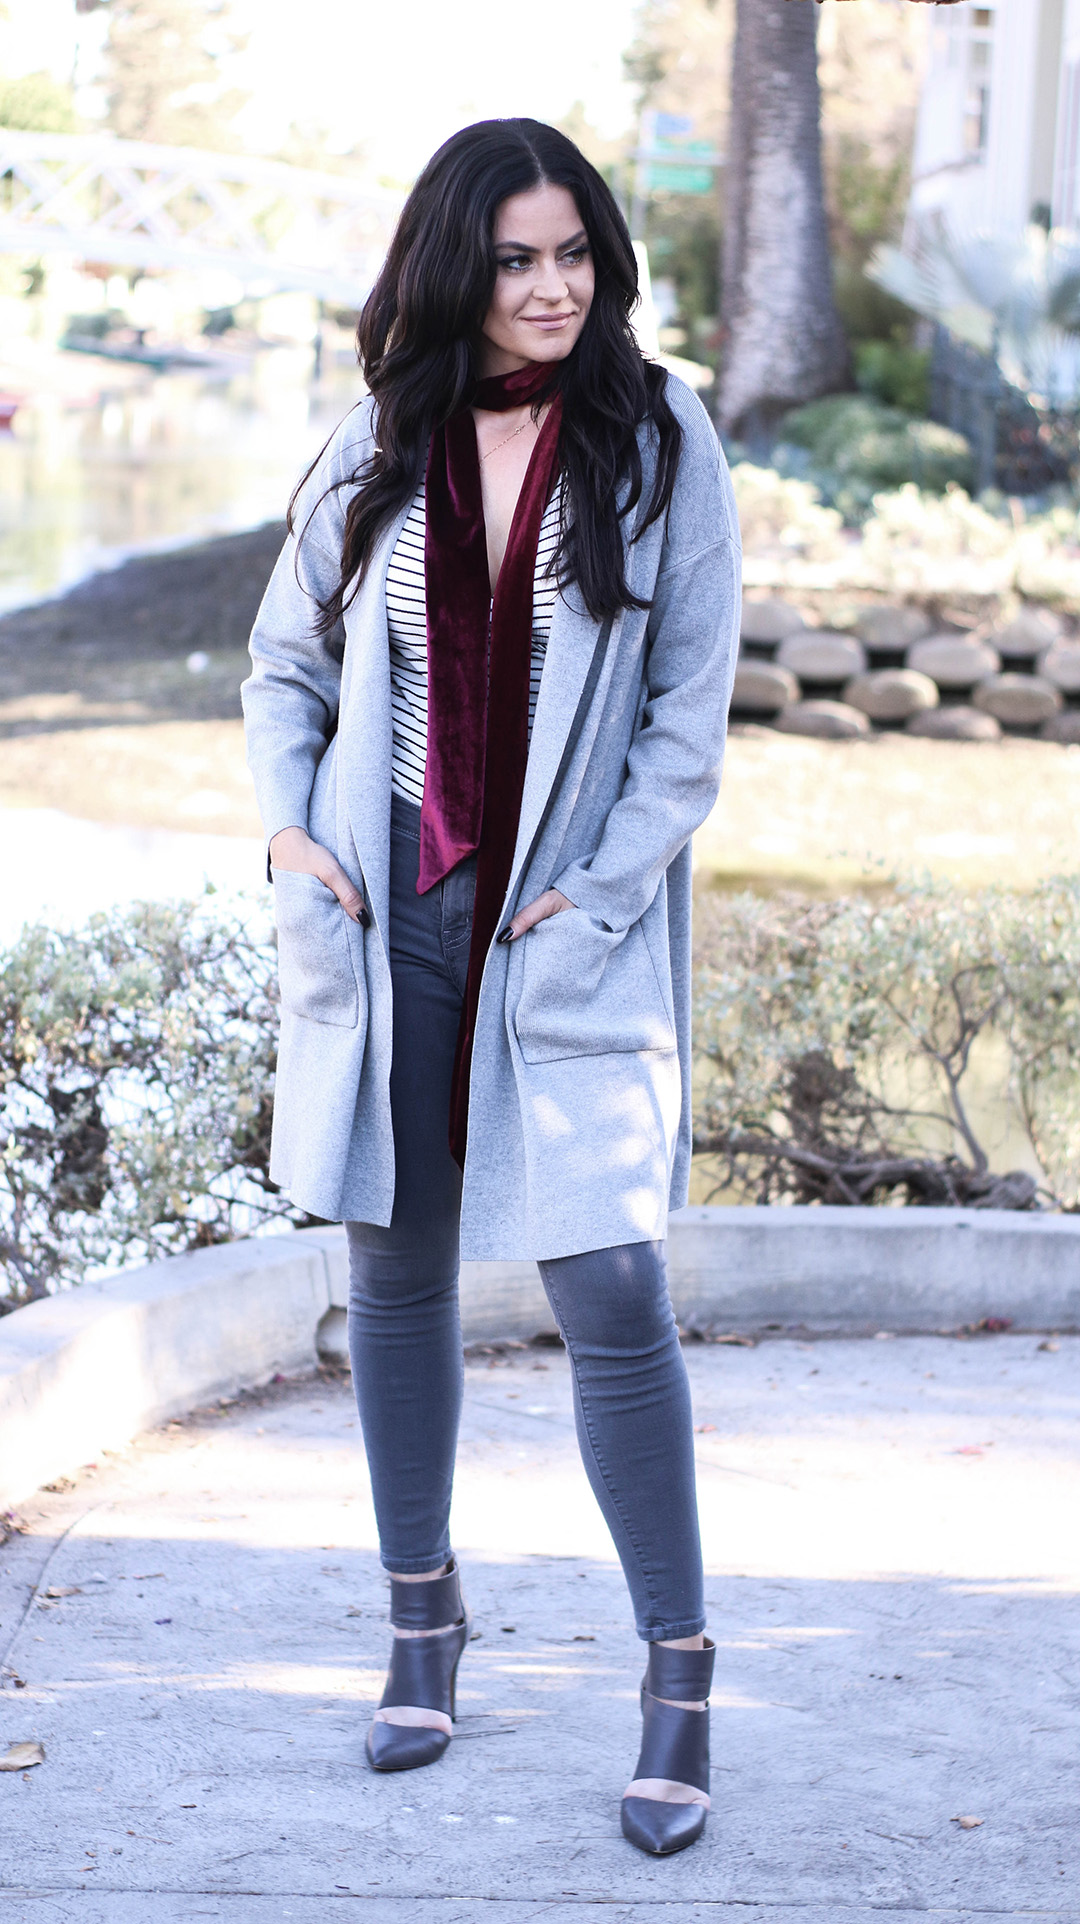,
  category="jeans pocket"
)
[271,868,361,1027]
